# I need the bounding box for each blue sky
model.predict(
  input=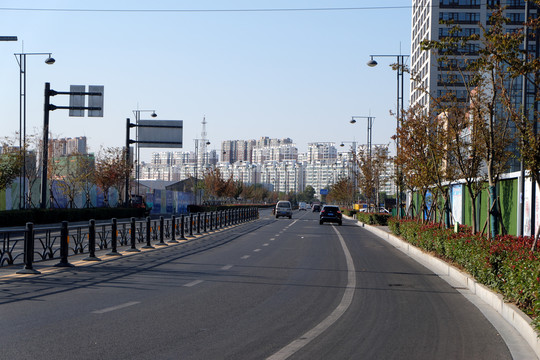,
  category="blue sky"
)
[0,1,412,160]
